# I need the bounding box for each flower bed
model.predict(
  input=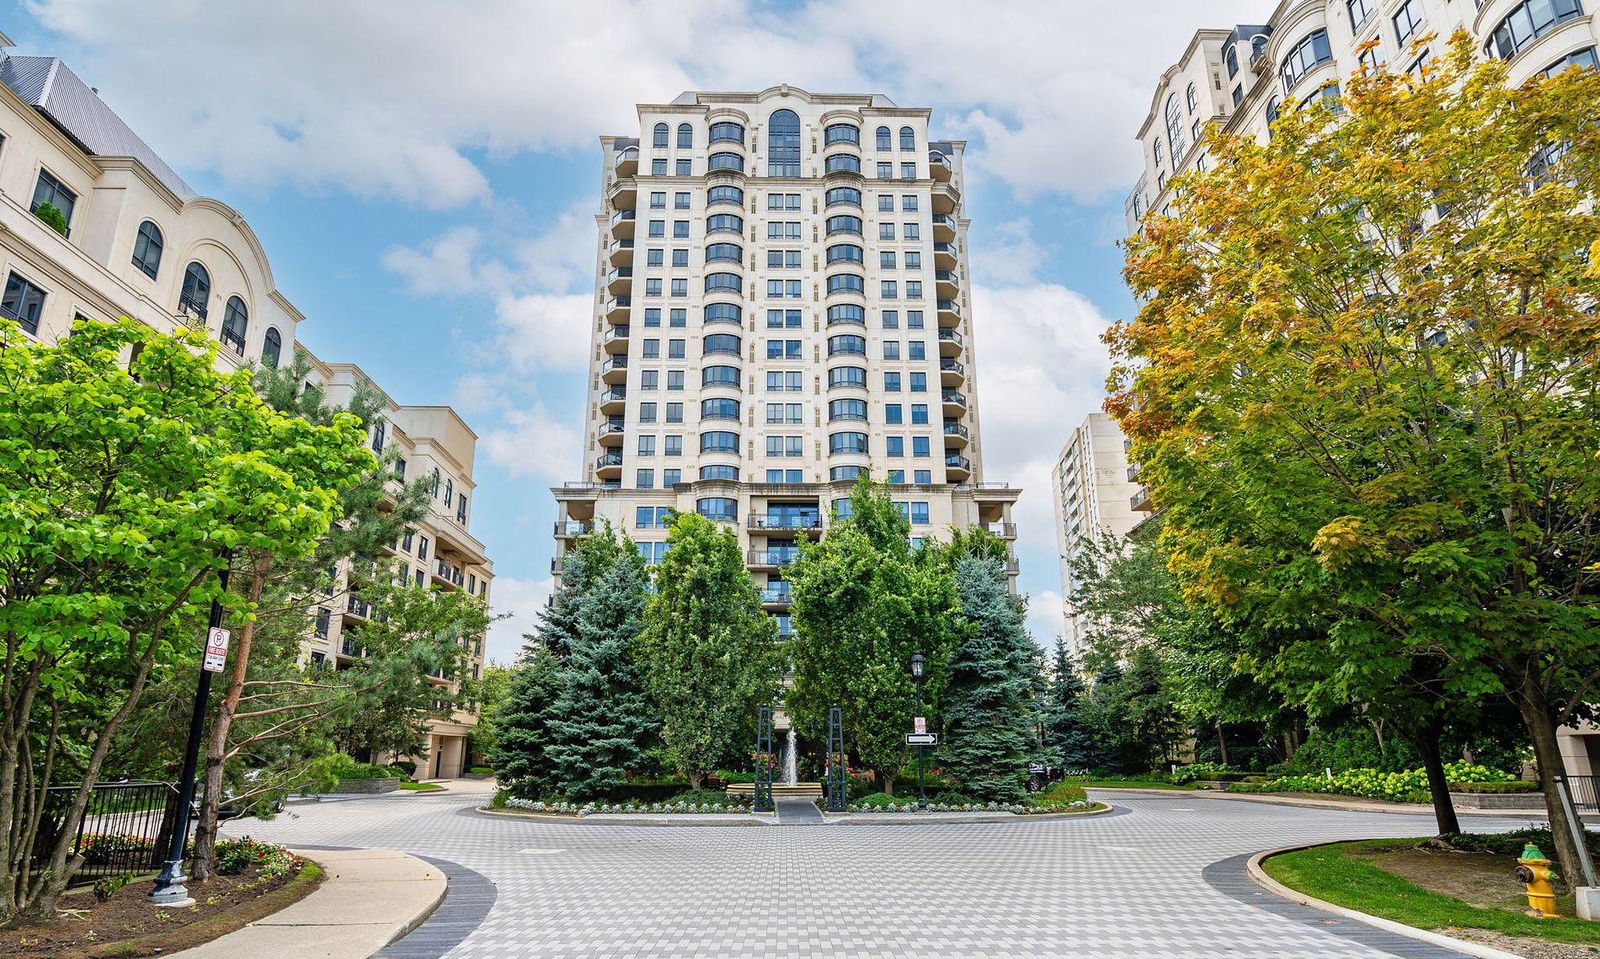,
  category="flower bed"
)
[501,792,751,816]
[1225,762,1517,804]
[848,782,1099,815]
